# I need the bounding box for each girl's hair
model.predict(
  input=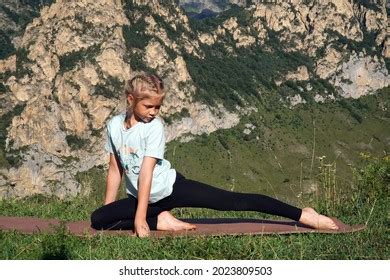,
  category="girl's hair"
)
[125,72,165,107]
